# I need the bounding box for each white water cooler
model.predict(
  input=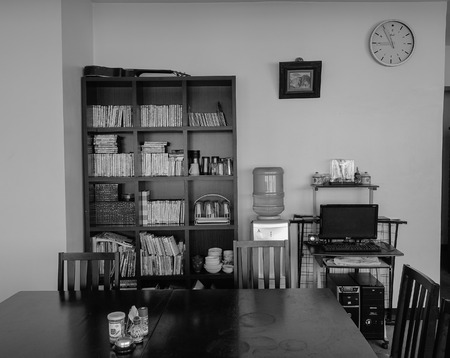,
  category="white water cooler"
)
[251,219,291,288]
[252,219,289,241]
